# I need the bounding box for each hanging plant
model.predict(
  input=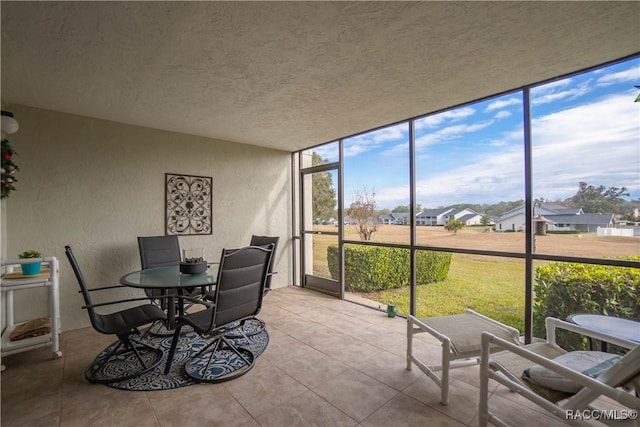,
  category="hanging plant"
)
[1,139,19,199]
